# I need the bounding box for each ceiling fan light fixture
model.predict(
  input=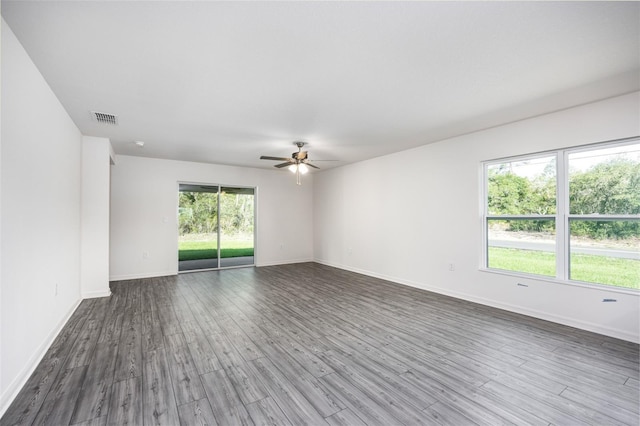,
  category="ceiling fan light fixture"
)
[261,141,336,185]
